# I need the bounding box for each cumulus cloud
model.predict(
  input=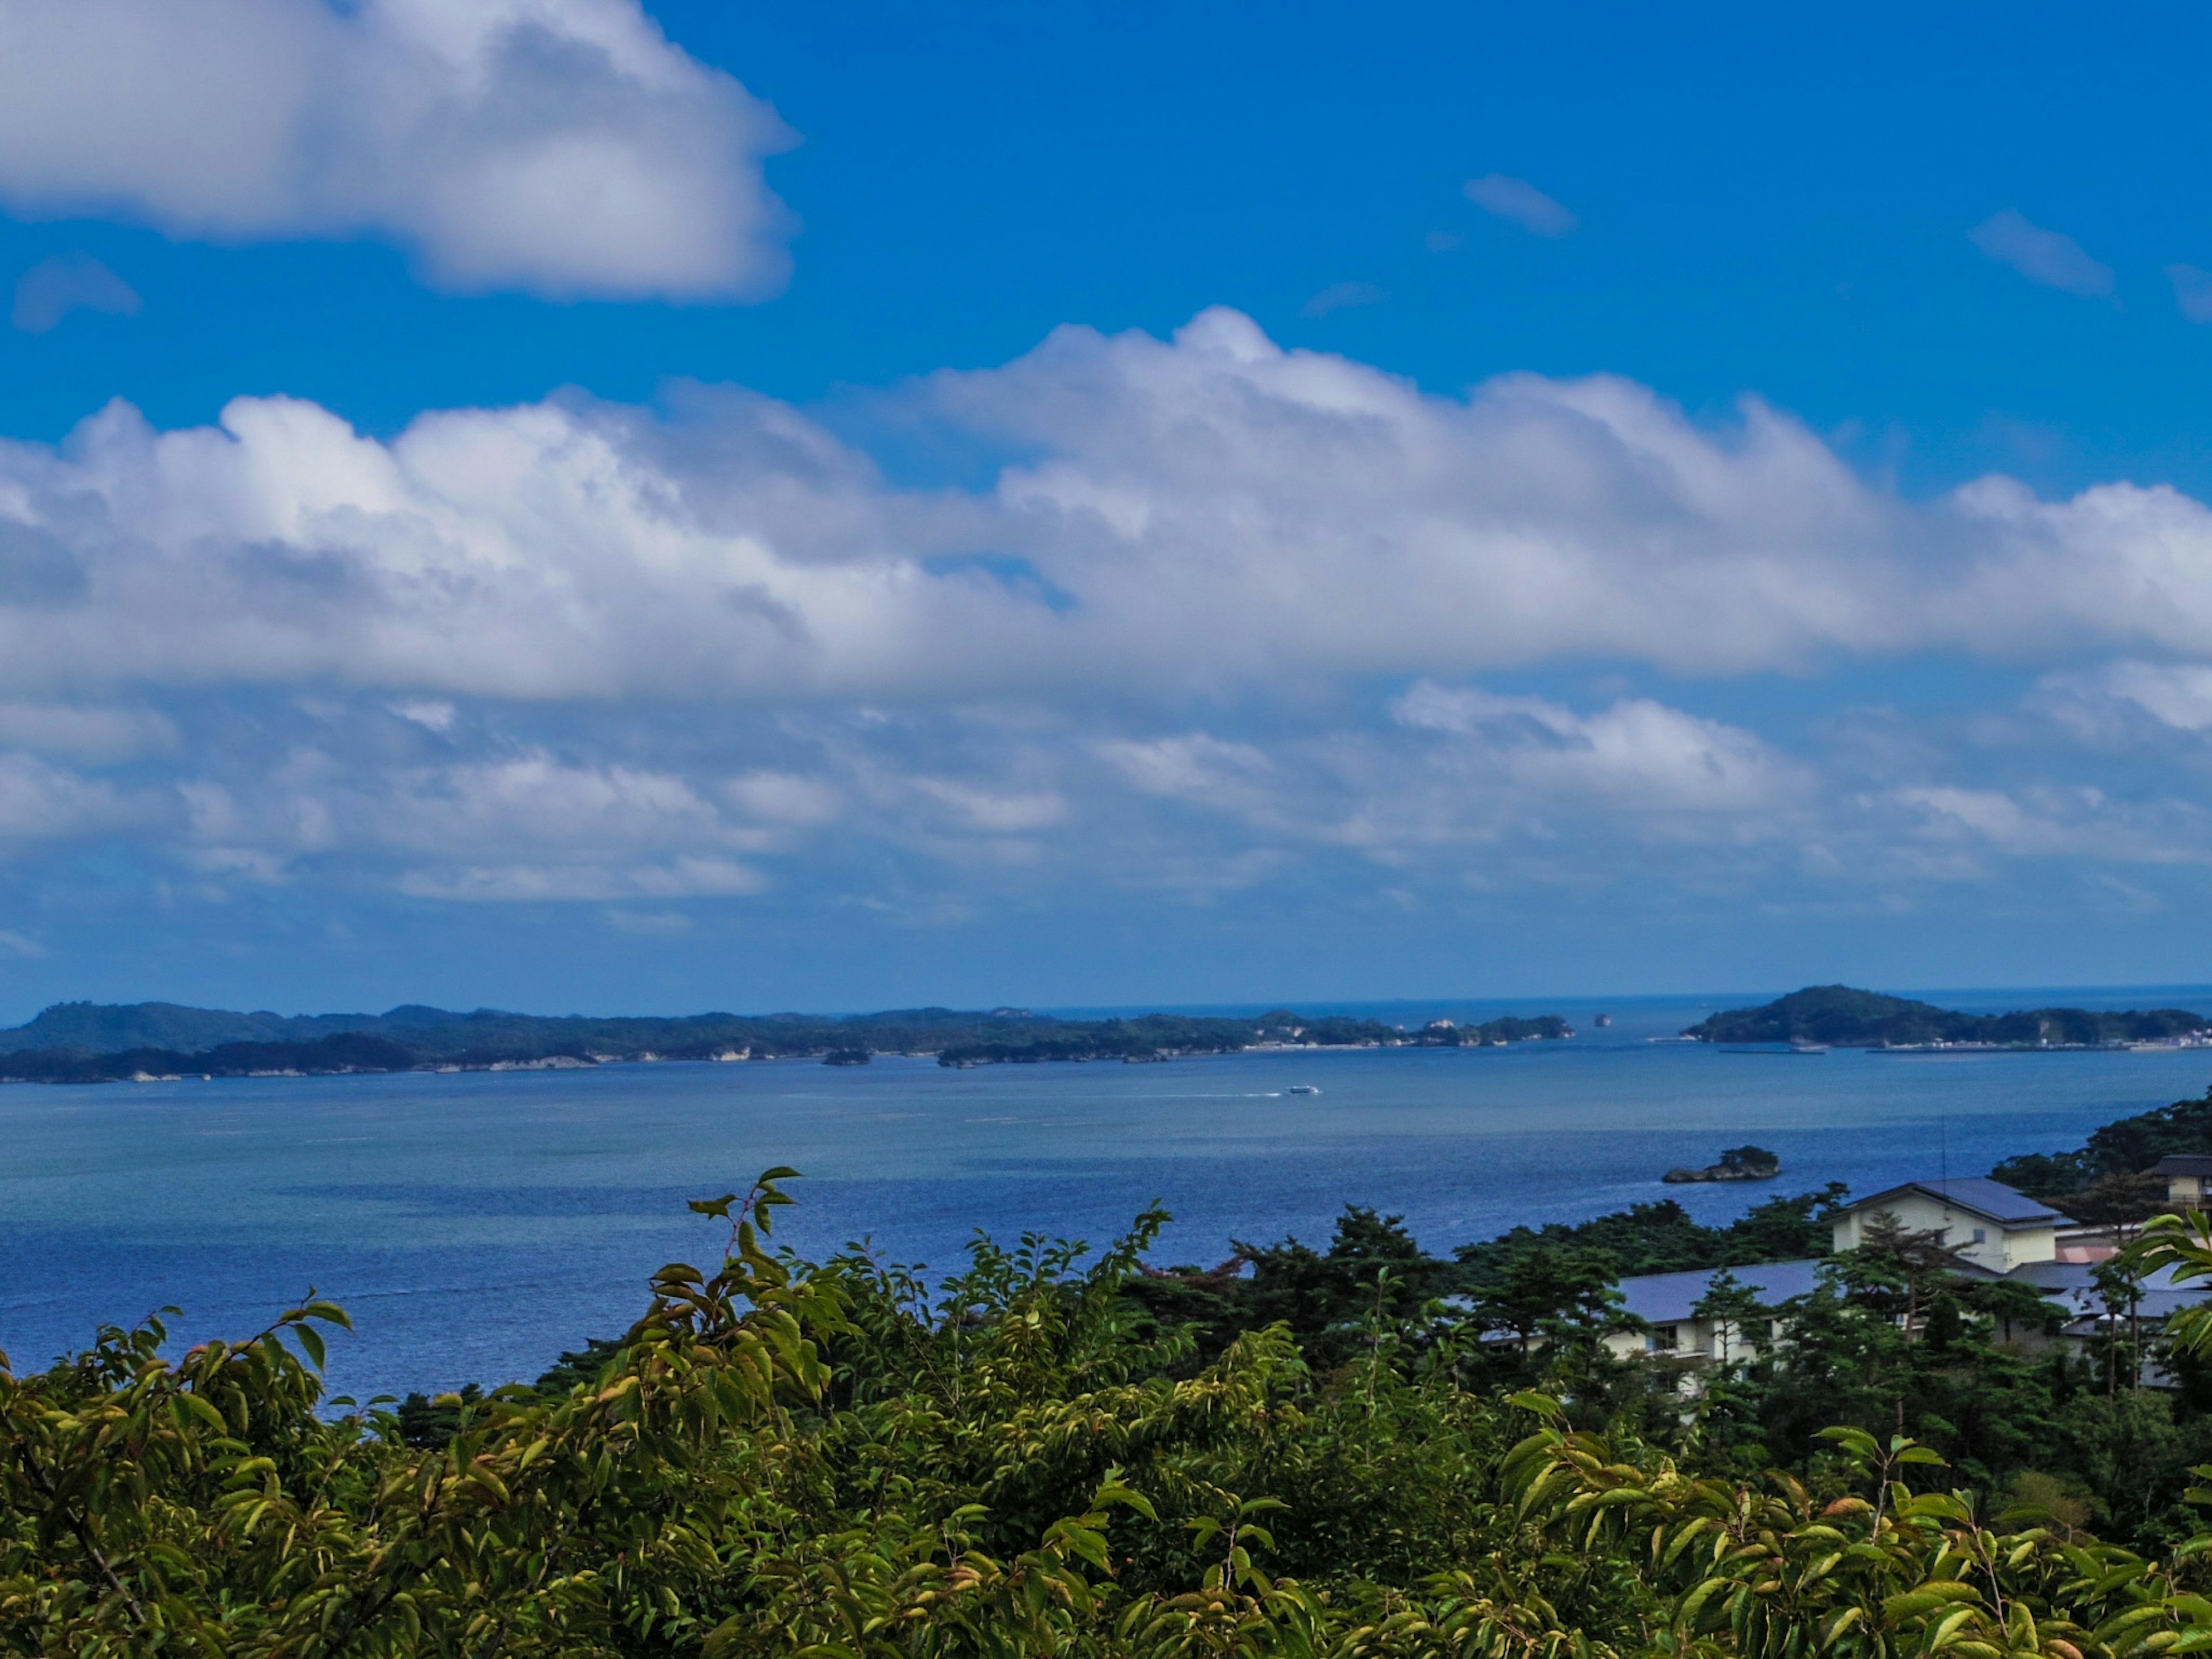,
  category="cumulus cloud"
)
[1969,209,2114,298]
[13,308,2212,712]
[0,0,795,299]
[12,252,140,333]
[6,311,2212,911]
[8,305,2212,728]
[1463,173,1577,237]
